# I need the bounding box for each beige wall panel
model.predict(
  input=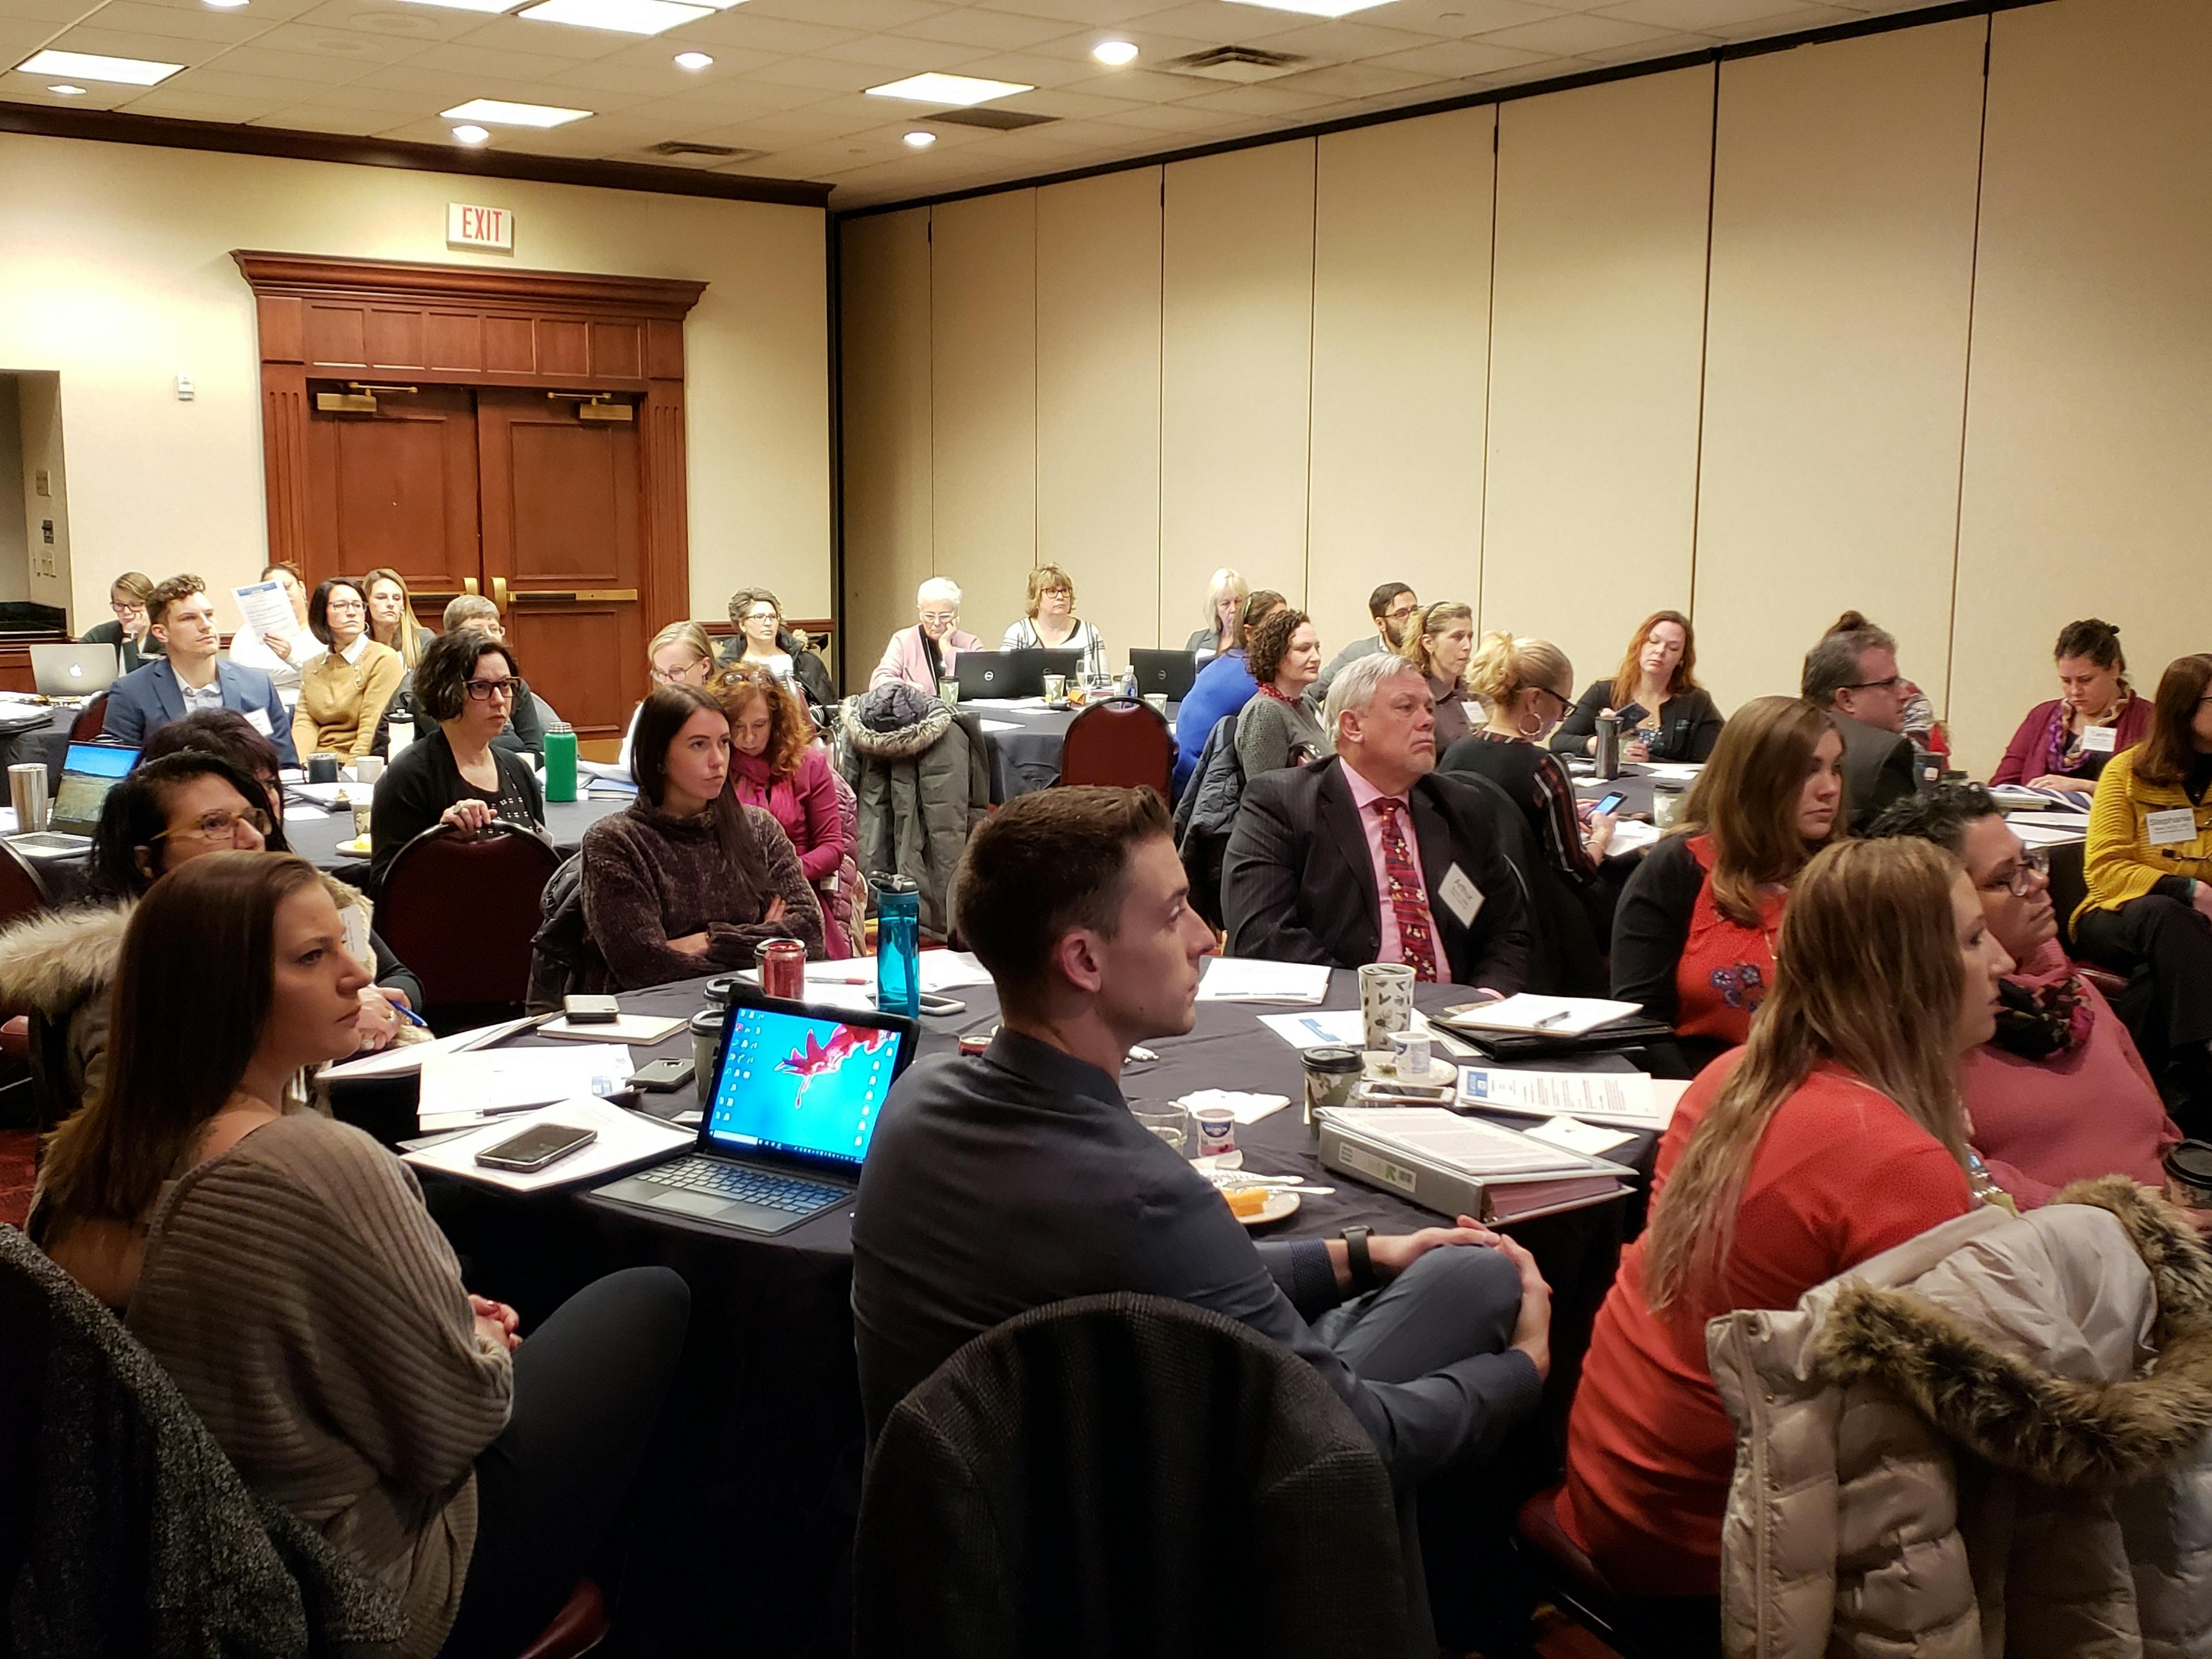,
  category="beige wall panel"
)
[1038,167,1163,663]
[1308,108,1493,666]
[839,209,934,685]
[1692,21,1986,722]
[1160,140,1317,628]
[0,132,829,632]
[1482,69,1711,696]
[1952,0,2212,772]
[930,191,1039,643]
